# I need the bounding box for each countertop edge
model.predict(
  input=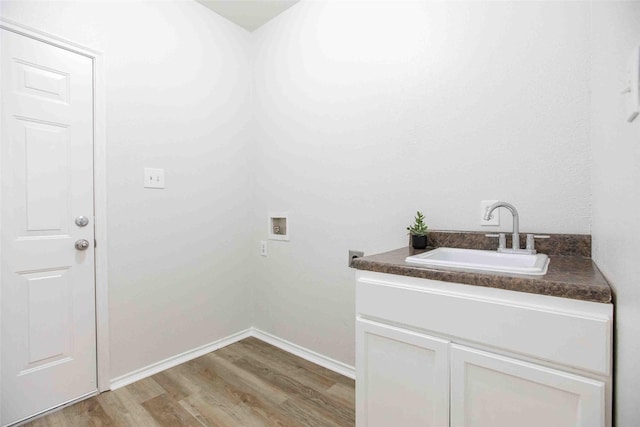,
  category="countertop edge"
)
[352,249,612,304]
